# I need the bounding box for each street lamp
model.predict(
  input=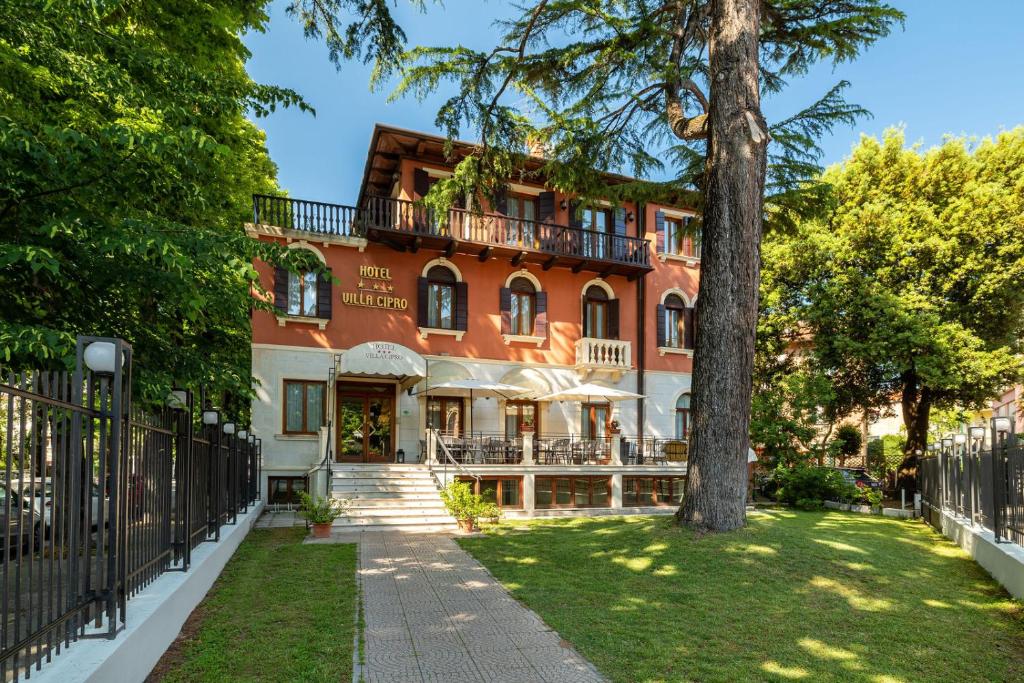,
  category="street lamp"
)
[237,429,248,440]
[993,416,1012,435]
[223,422,235,435]
[968,426,986,441]
[167,389,188,410]
[83,341,120,375]
[953,434,967,446]
[202,403,219,425]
